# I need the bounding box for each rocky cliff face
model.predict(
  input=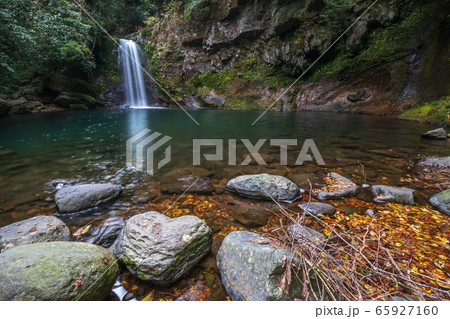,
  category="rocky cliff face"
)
[133,0,450,114]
